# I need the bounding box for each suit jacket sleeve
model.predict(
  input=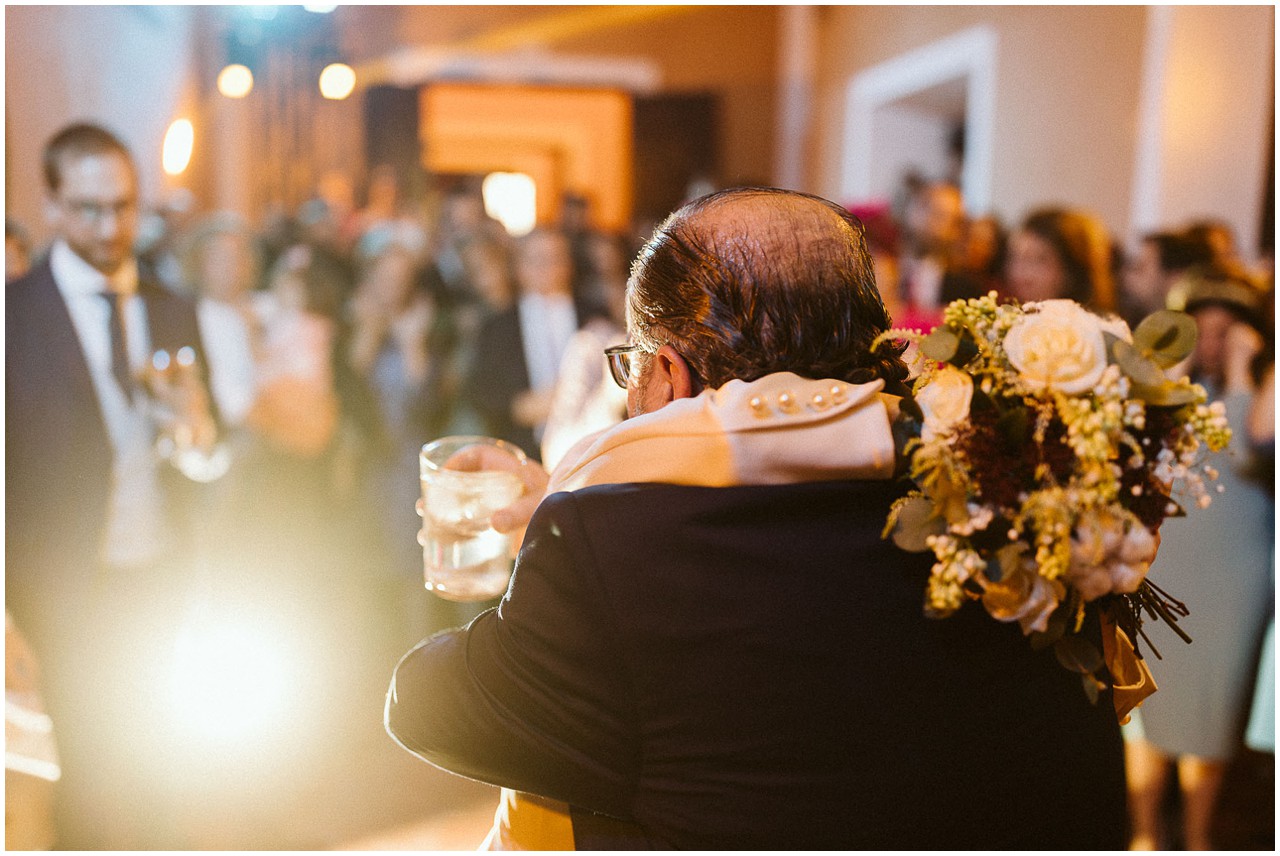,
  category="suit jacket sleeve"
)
[385,490,639,818]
